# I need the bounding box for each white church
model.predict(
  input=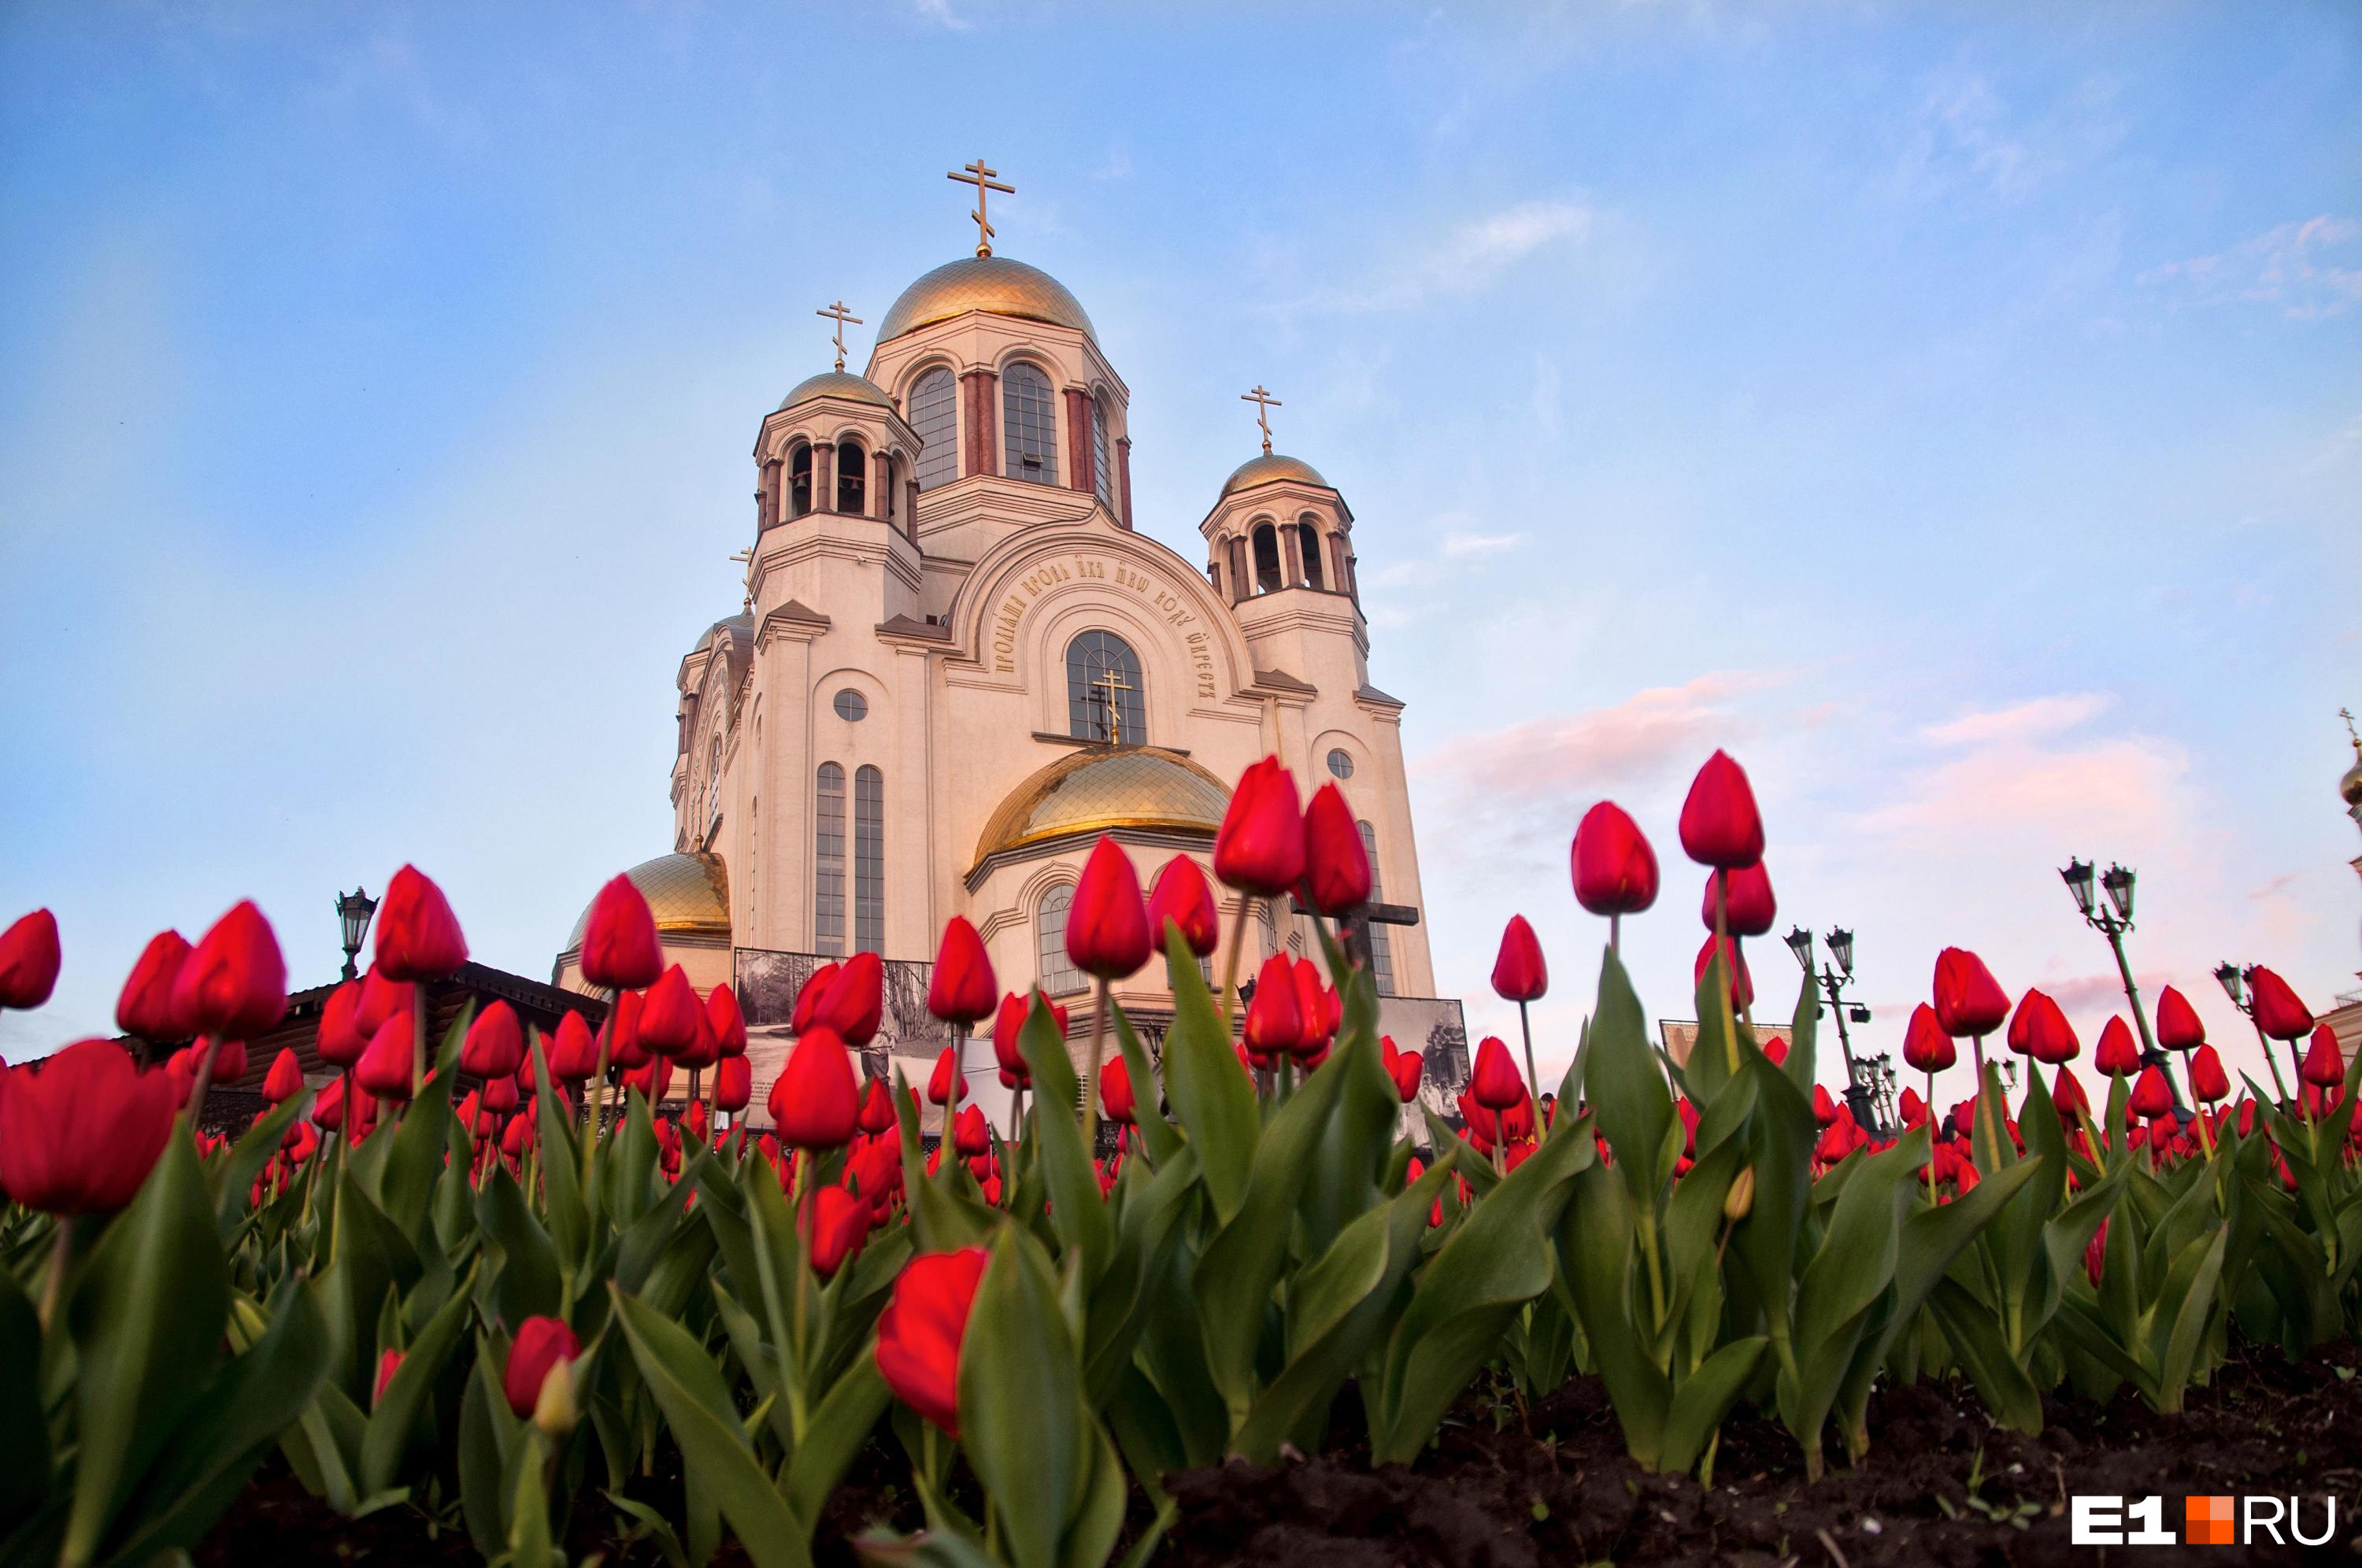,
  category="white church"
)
[554,164,1466,1122]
